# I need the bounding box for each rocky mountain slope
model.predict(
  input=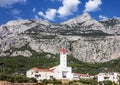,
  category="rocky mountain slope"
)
[100,18,120,35]
[62,13,105,30]
[0,13,120,63]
